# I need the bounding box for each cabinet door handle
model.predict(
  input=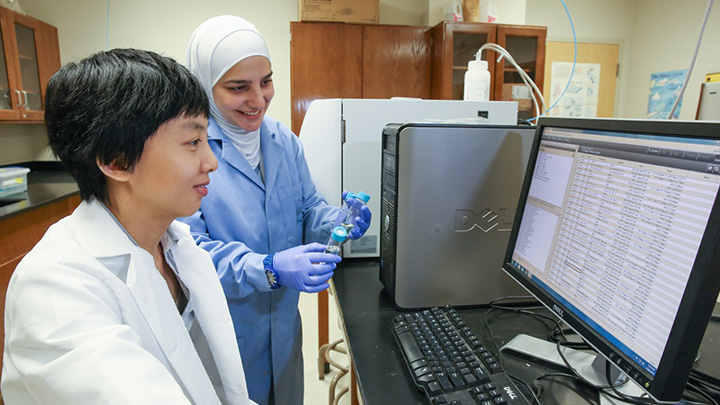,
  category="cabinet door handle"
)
[15,90,22,108]
[20,91,29,109]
